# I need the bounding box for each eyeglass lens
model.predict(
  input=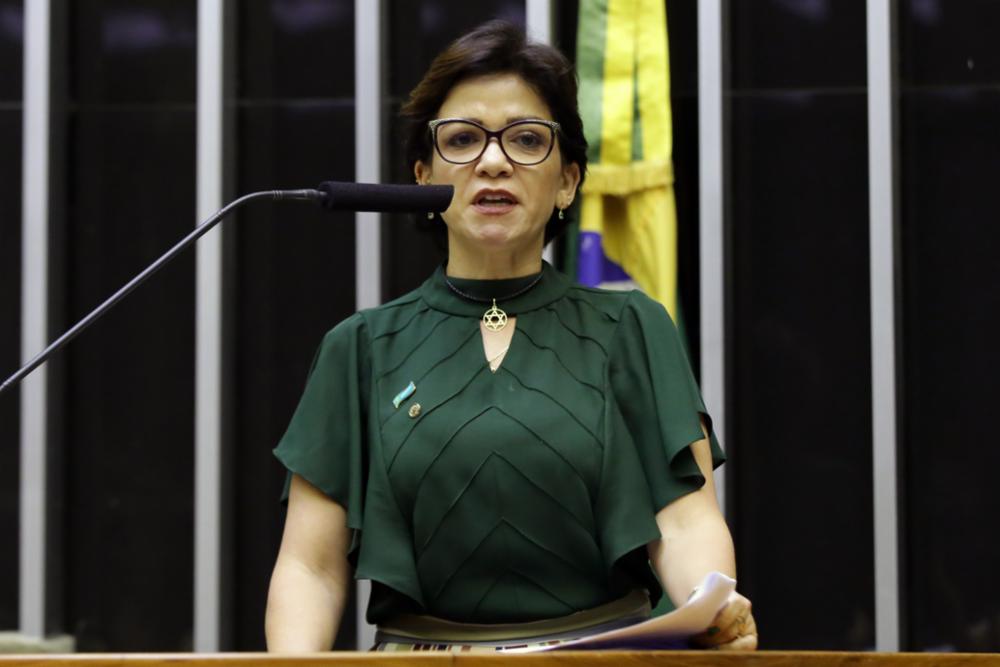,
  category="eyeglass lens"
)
[435,121,554,165]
